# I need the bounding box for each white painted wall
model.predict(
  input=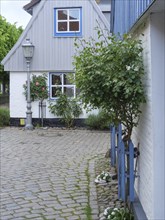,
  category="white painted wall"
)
[150,11,165,220]
[132,17,154,220]
[132,12,165,220]
[6,0,109,120]
[10,71,98,119]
